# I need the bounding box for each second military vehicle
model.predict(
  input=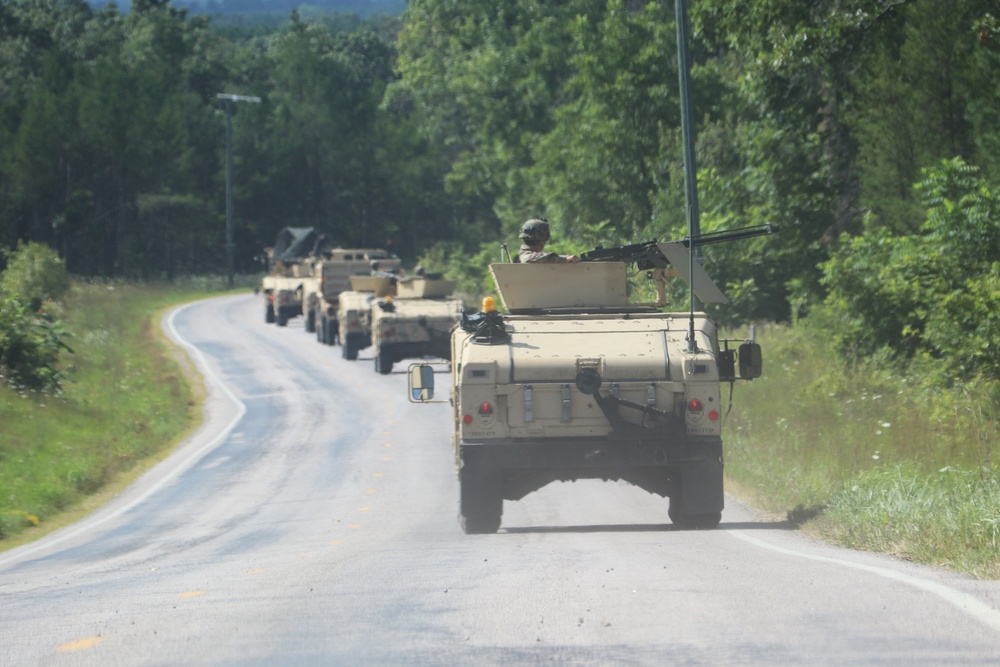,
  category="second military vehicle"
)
[336,274,396,360]
[369,275,463,375]
[408,228,774,533]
